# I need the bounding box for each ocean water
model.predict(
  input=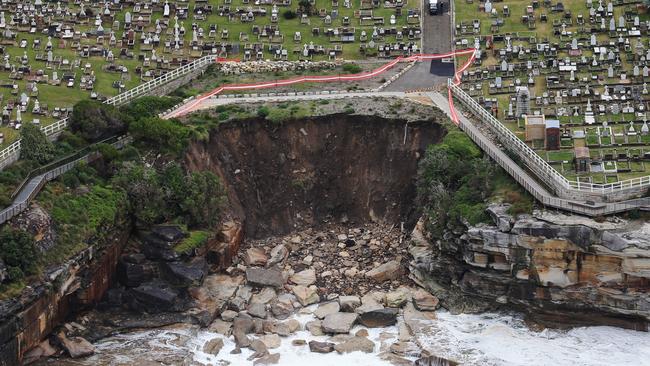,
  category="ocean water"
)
[78,310,650,366]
